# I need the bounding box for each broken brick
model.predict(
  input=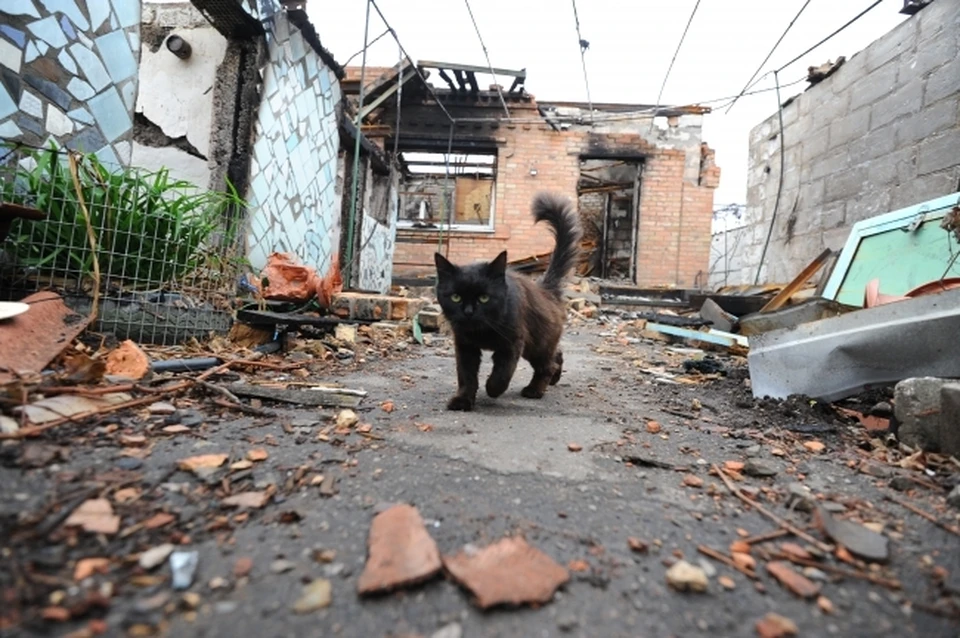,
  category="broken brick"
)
[357,504,442,595]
